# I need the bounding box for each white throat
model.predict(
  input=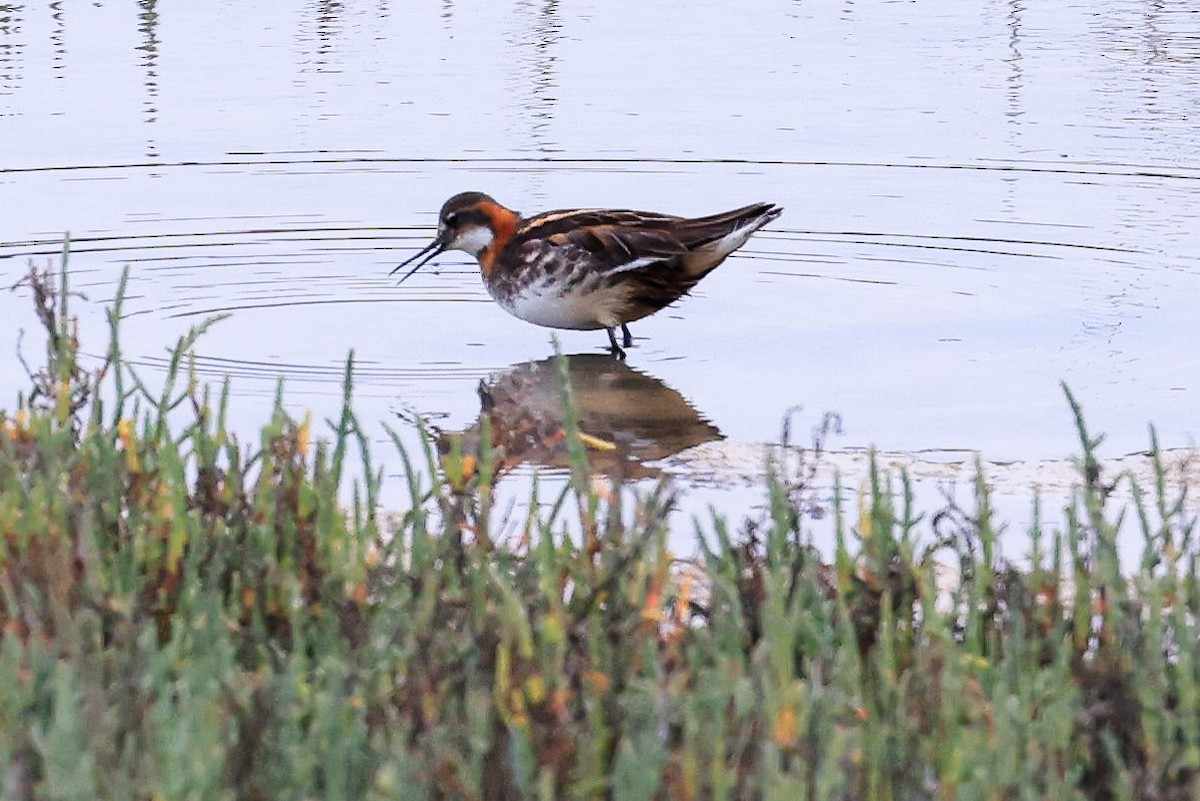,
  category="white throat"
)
[447,225,495,258]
